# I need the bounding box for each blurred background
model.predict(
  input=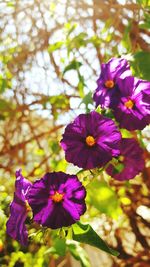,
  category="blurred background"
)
[0,0,150,266]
